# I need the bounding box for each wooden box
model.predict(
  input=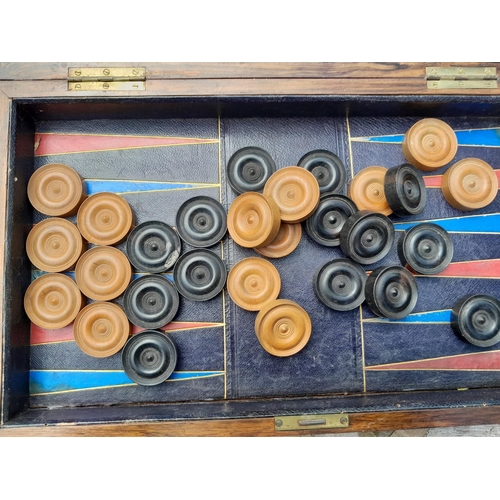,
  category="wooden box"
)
[2,62,500,436]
